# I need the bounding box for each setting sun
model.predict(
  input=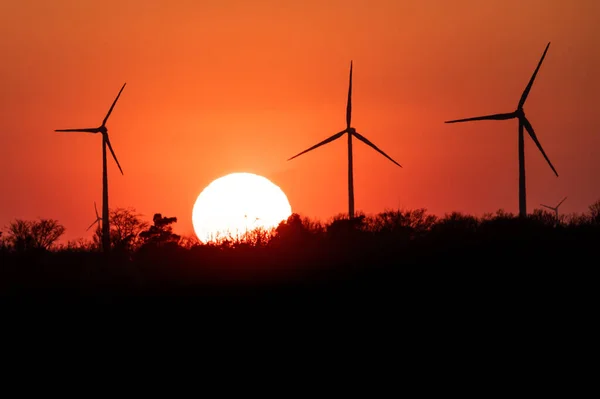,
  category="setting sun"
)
[192,173,292,243]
